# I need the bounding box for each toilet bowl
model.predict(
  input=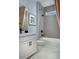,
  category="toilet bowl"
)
[37,39,45,46]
